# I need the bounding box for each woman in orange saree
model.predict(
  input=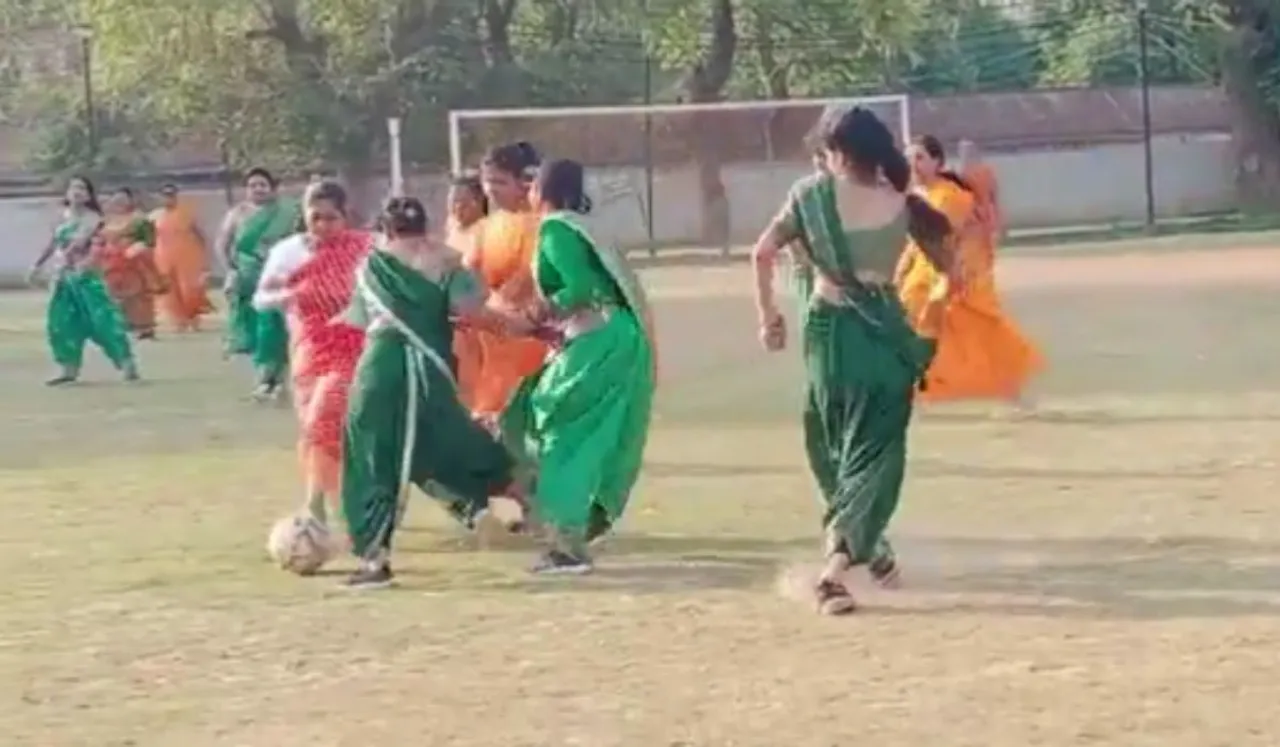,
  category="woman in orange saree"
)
[97,188,166,339]
[254,181,370,526]
[897,135,1042,405]
[446,174,490,407]
[445,174,488,257]
[151,183,214,332]
[454,143,549,420]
